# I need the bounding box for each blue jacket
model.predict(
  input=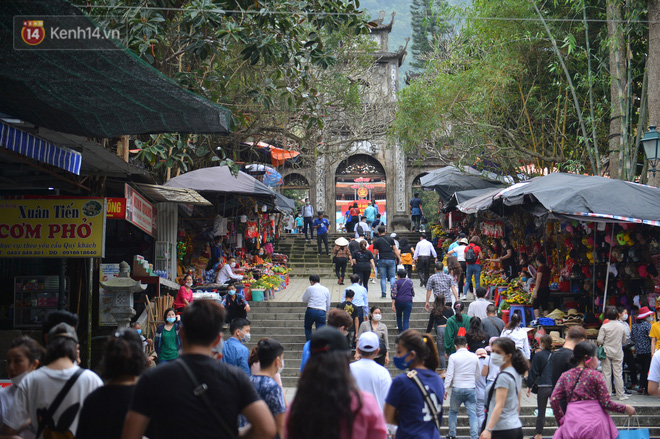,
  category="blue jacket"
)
[154,322,181,357]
